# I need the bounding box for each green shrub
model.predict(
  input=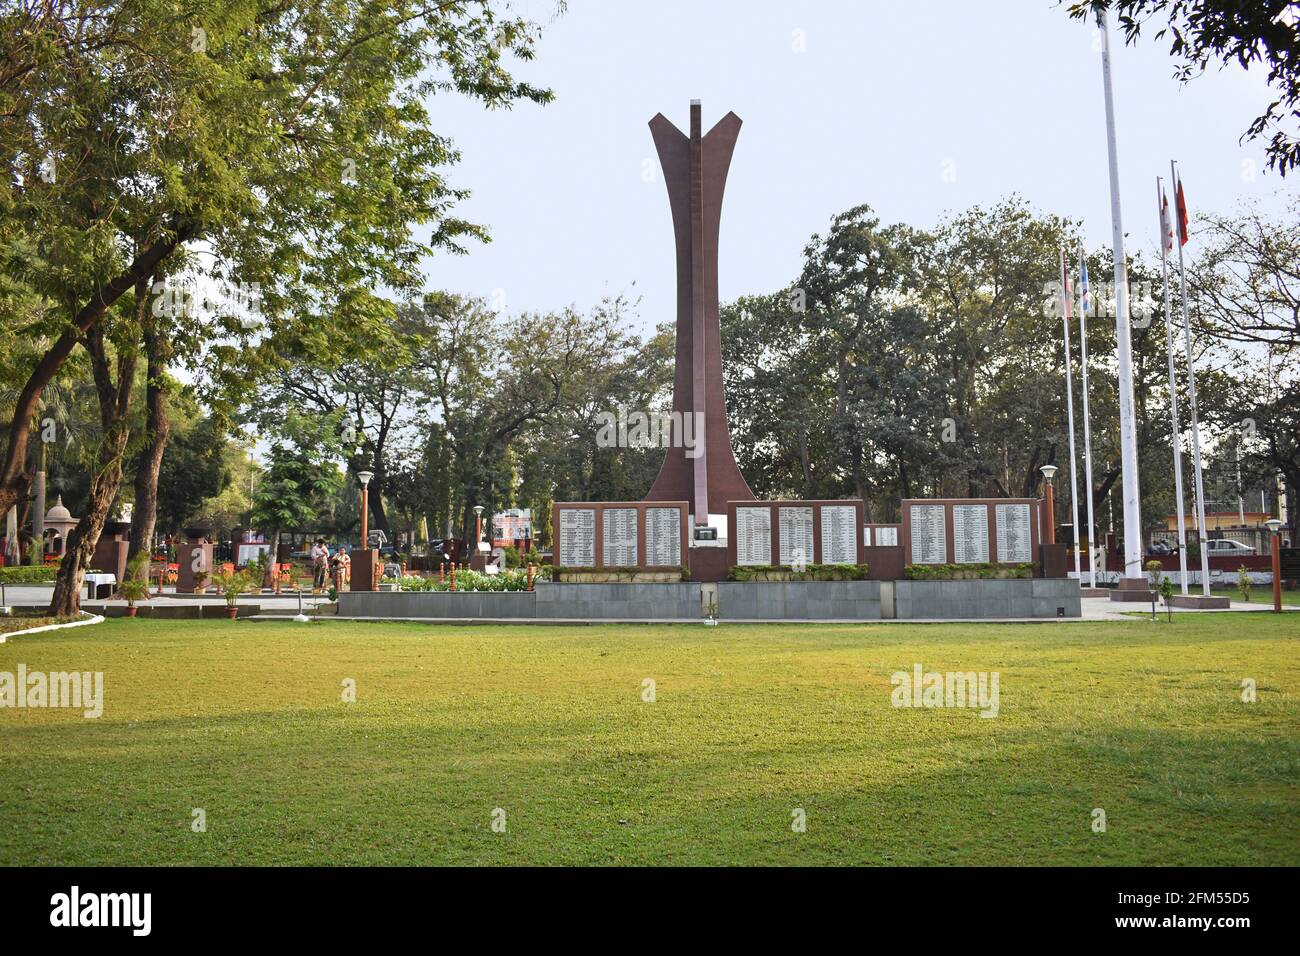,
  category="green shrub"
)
[0,565,58,584]
[501,546,522,569]
[903,563,1033,581]
[728,563,869,582]
[396,568,538,592]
